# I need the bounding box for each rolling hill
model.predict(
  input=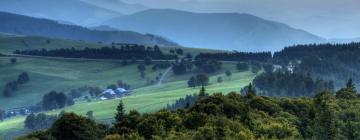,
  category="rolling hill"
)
[0,0,122,26]
[104,9,325,51]
[0,11,177,46]
[0,56,256,138]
